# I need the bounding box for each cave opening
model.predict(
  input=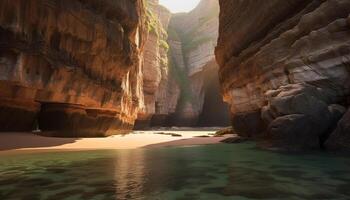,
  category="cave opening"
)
[196,65,230,127]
